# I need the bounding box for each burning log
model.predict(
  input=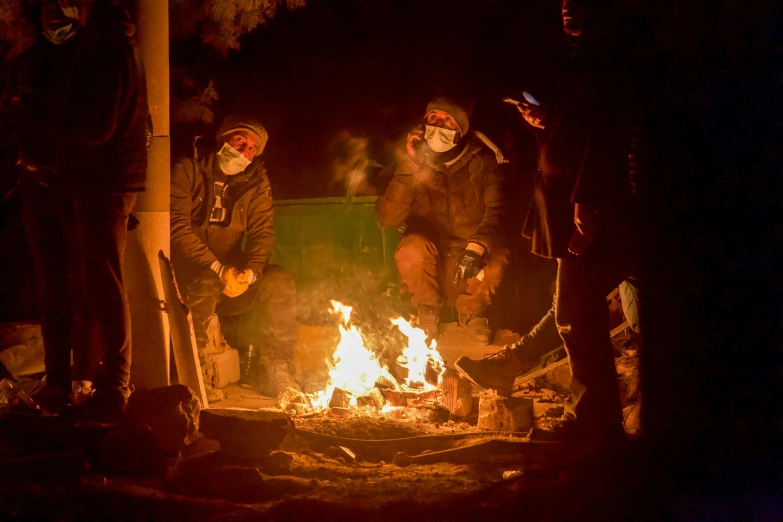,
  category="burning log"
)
[438,368,474,418]
[356,387,385,410]
[278,387,313,413]
[328,388,351,409]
